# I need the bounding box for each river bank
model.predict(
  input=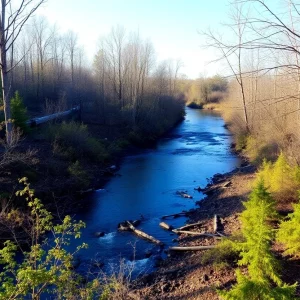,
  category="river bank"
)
[0,115,185,245]
[130,159,256,299]
[65,108,240,277]
[130,111,300,299]
[1,107,248,298]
